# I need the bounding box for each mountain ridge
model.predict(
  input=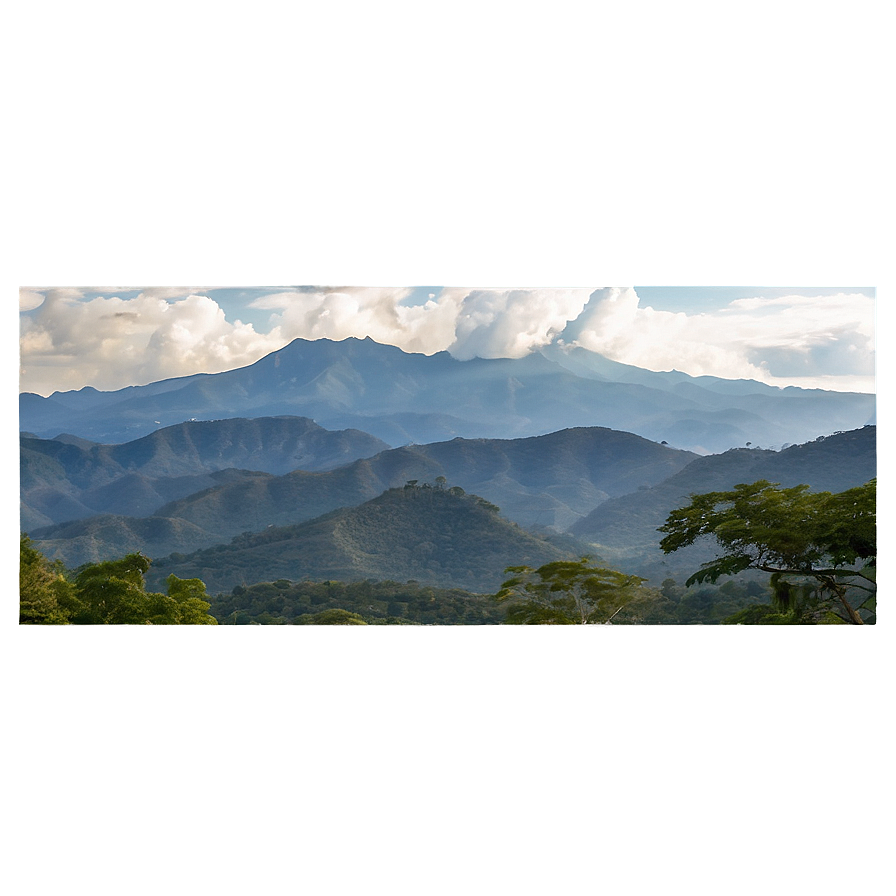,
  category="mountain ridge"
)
[569,425,877,581]
[20,416,388,529]
[27,425,699,567]
[19,336,874,453]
